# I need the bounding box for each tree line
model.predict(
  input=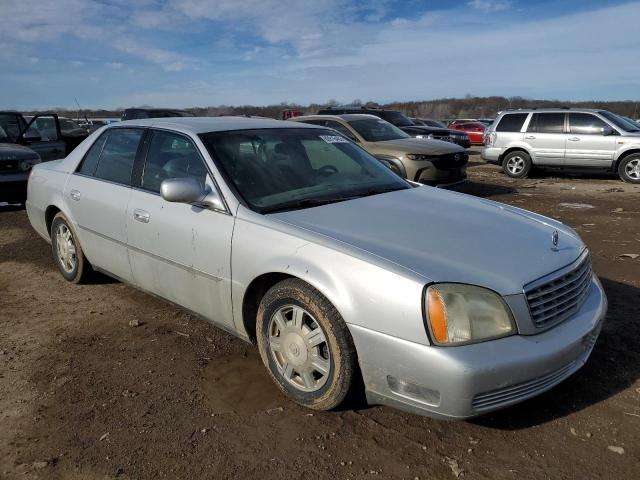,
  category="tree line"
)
[35,96,640,121]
